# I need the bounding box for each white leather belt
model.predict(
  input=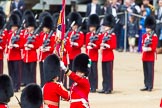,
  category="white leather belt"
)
[70,98,90,108]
